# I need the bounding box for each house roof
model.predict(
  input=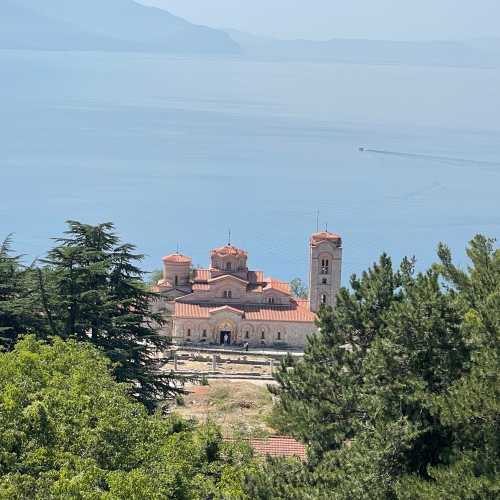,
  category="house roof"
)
[227,436,306,461]
[174,300,316,323]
